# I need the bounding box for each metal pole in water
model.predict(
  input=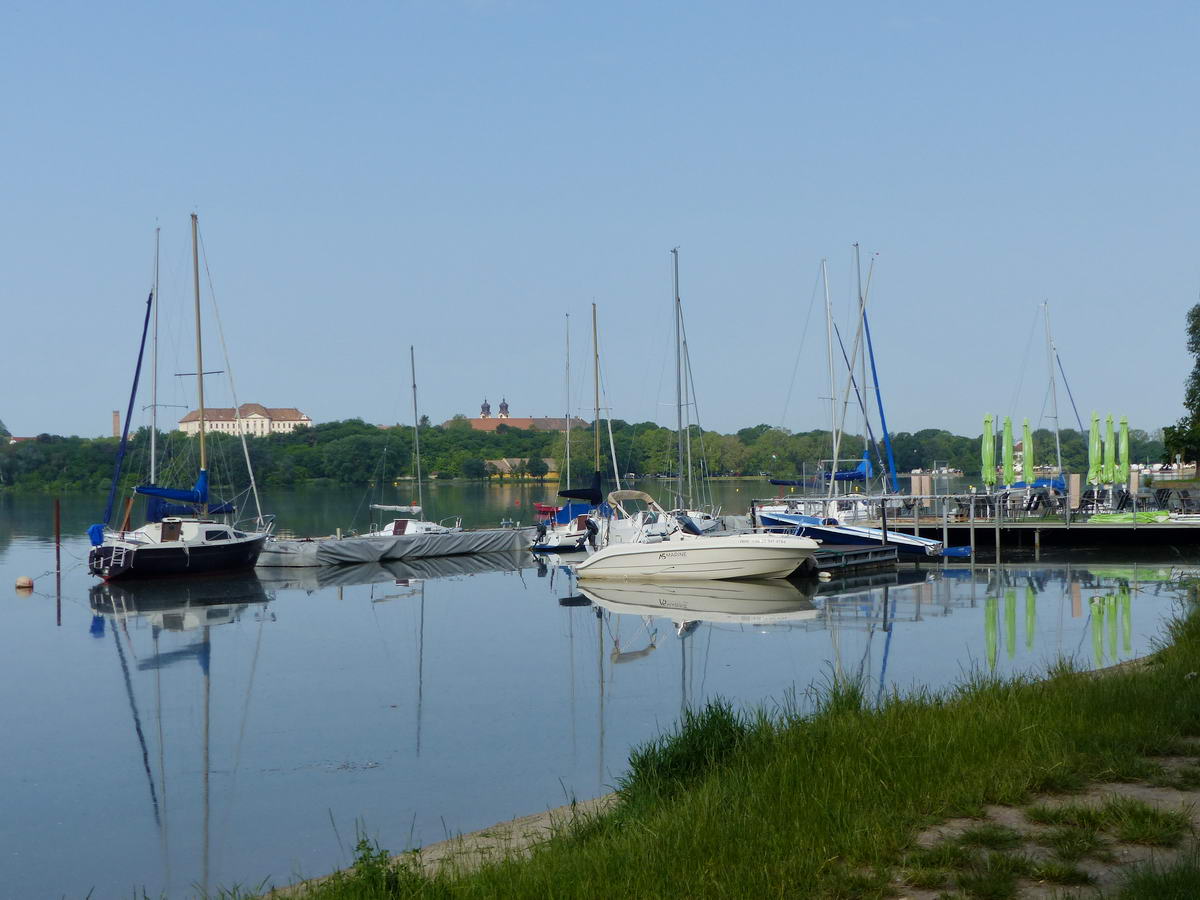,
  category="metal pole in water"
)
[1035,528,1041,561]
[55,498,61,626]
[969,496,976,557]
[994,493,1002,563]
